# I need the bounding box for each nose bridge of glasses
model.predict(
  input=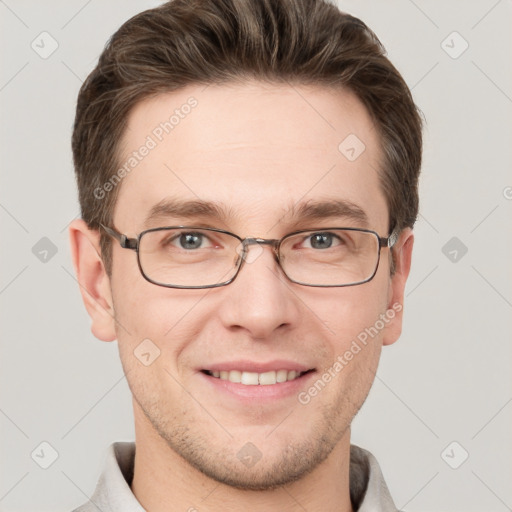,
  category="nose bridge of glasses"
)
[245,237,278,245]
[239,237,280,262]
